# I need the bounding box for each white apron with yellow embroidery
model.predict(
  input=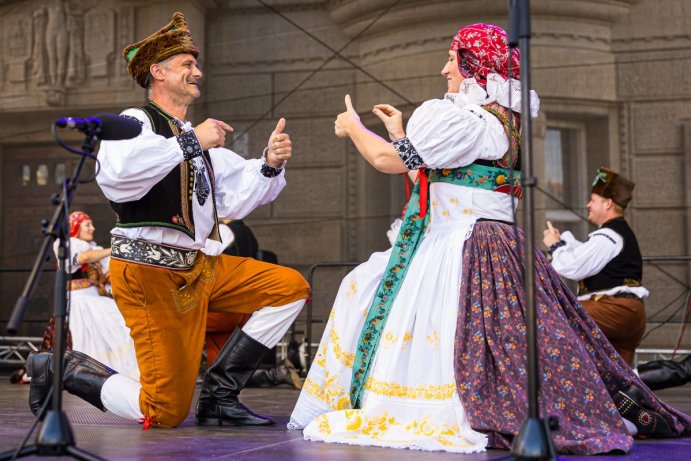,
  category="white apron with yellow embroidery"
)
[288,95,520,452]
[290,213,489,452]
